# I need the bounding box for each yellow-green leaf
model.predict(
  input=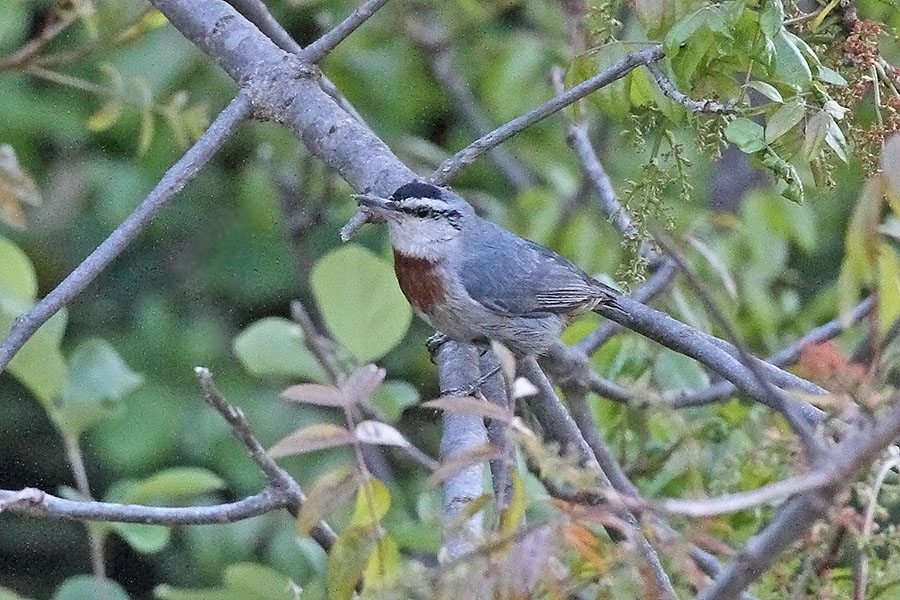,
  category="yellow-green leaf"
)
[120,467,226,505]
[500,471,526,535]
[326,525,379,600]
[877,245,900,340]
[351,479,390,528]
[362,534,400,590]
[311,245,411,362]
